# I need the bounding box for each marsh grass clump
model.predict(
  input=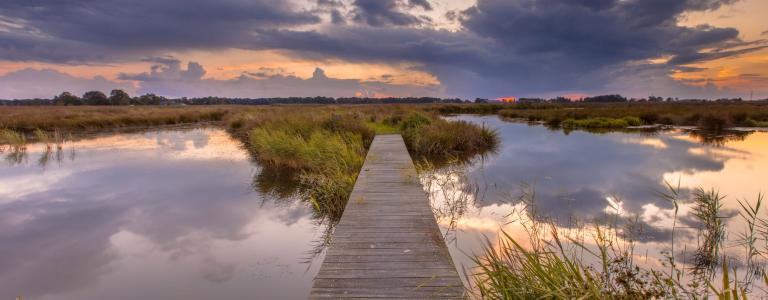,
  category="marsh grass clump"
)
[699,114,730,131]
[1,128,27,151]
[244,114,369,222]
[248,127,365,173]
[560,116,641,129]
[397,113,499,163]
[233,106,499,223]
